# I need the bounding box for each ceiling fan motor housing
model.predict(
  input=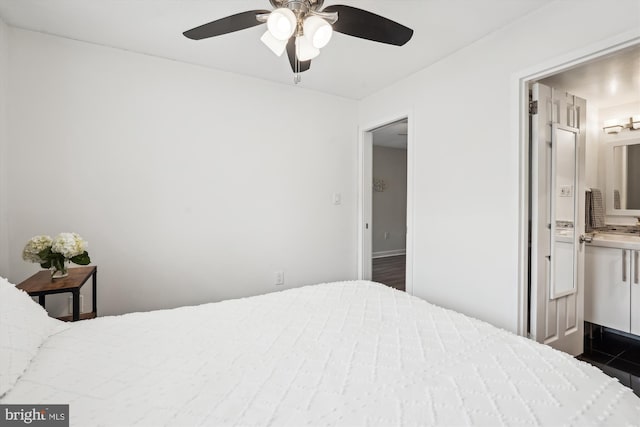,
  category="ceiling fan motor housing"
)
[269,0,324,12]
